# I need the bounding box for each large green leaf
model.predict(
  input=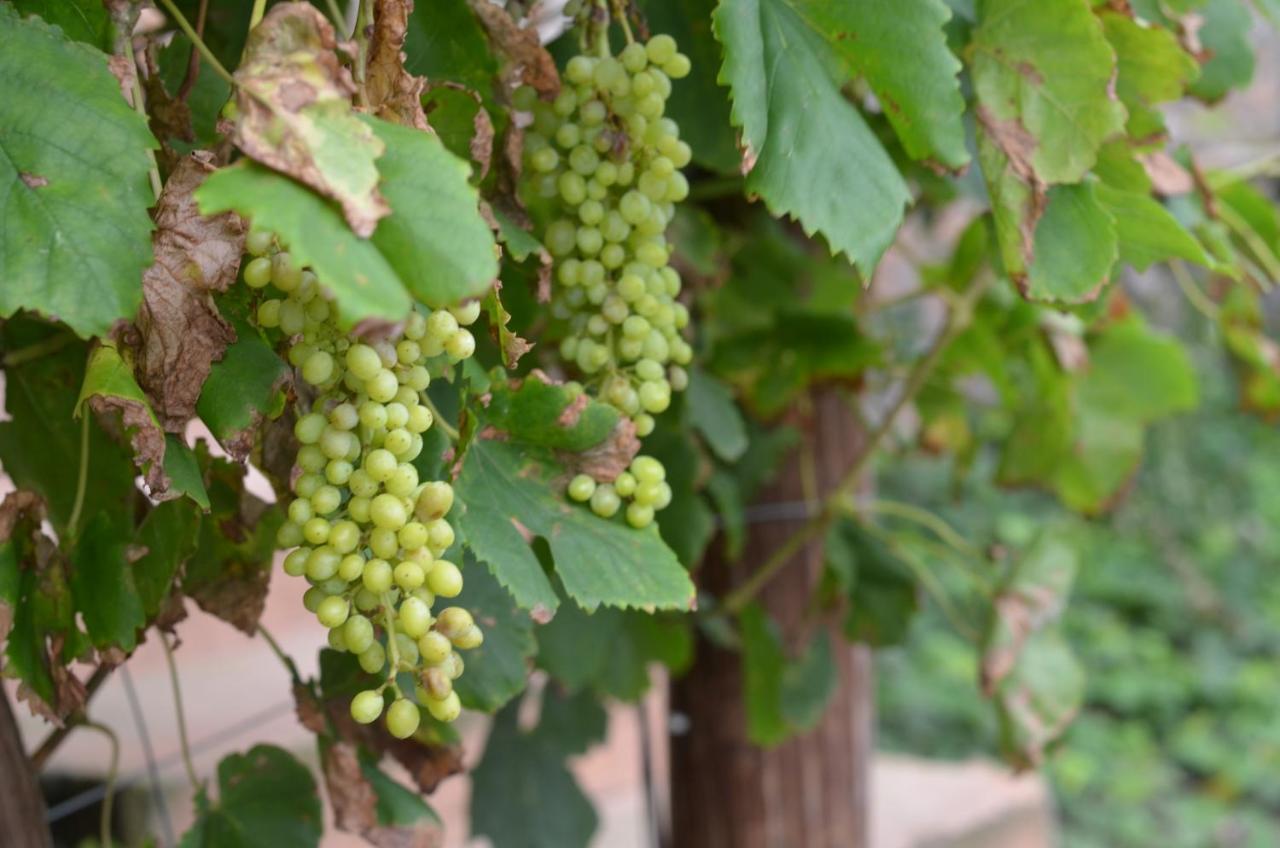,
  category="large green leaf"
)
[68,513,146,651]
[455,439,695,614]
[470,690,603,848]
[179,745,322,848]
[686,368,748,463]
[1100,11,1198,136]
[0,3,156,339]
[452,557,535,713]
[133,499,201,619]
[1095,184,1213,273]
[403,0,497,96]
[714,0,911,271]
[1188,0,1254,101]
[1019,182,1118,302]
[825,518,920,647]
[360,116,498,307]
